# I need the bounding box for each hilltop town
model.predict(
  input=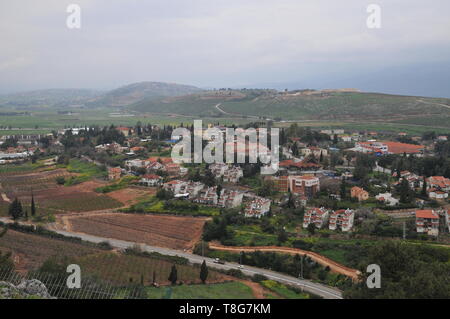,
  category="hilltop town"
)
[1,120,450,299]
